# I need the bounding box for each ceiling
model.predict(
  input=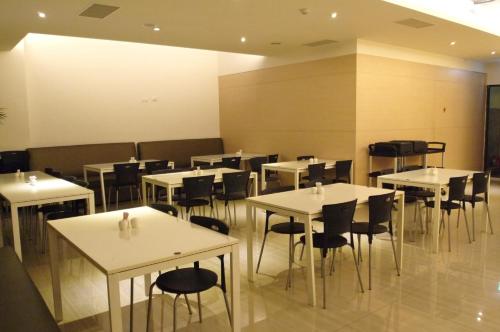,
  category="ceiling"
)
[0,0,499,61]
